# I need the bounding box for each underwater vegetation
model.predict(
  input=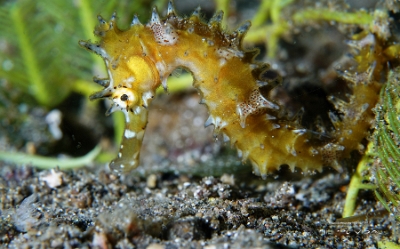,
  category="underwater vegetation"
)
[0,0,172,165]
[0,0,400,236]
[371,68,400,220]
